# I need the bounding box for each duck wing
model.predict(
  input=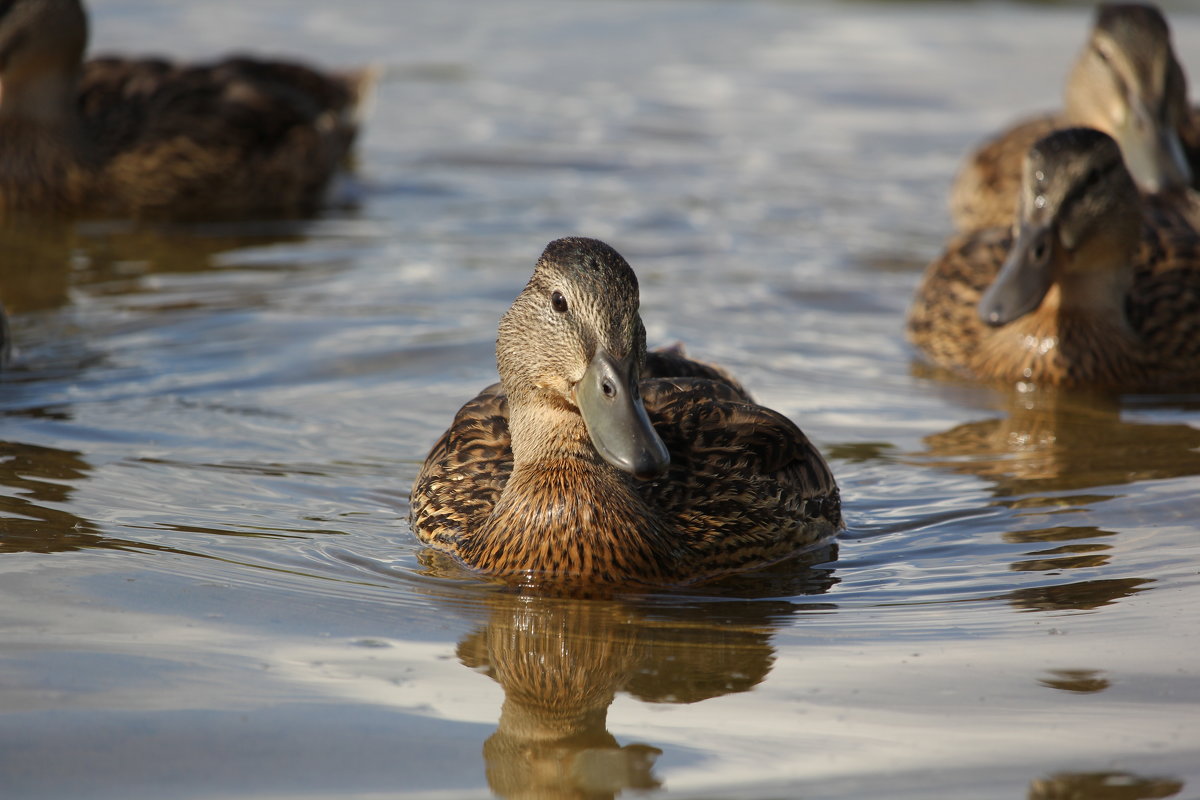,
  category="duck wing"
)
[1128,215,1200,383]
[644,346,751,400]
[638,378,841,571]
[410,383,512,548]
